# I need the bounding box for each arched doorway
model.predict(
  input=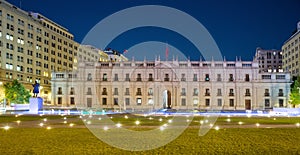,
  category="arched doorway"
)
[163,90,171,109]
